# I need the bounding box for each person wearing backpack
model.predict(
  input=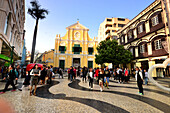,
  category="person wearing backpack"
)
[135,67,144,95]
[0,65,18,94]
